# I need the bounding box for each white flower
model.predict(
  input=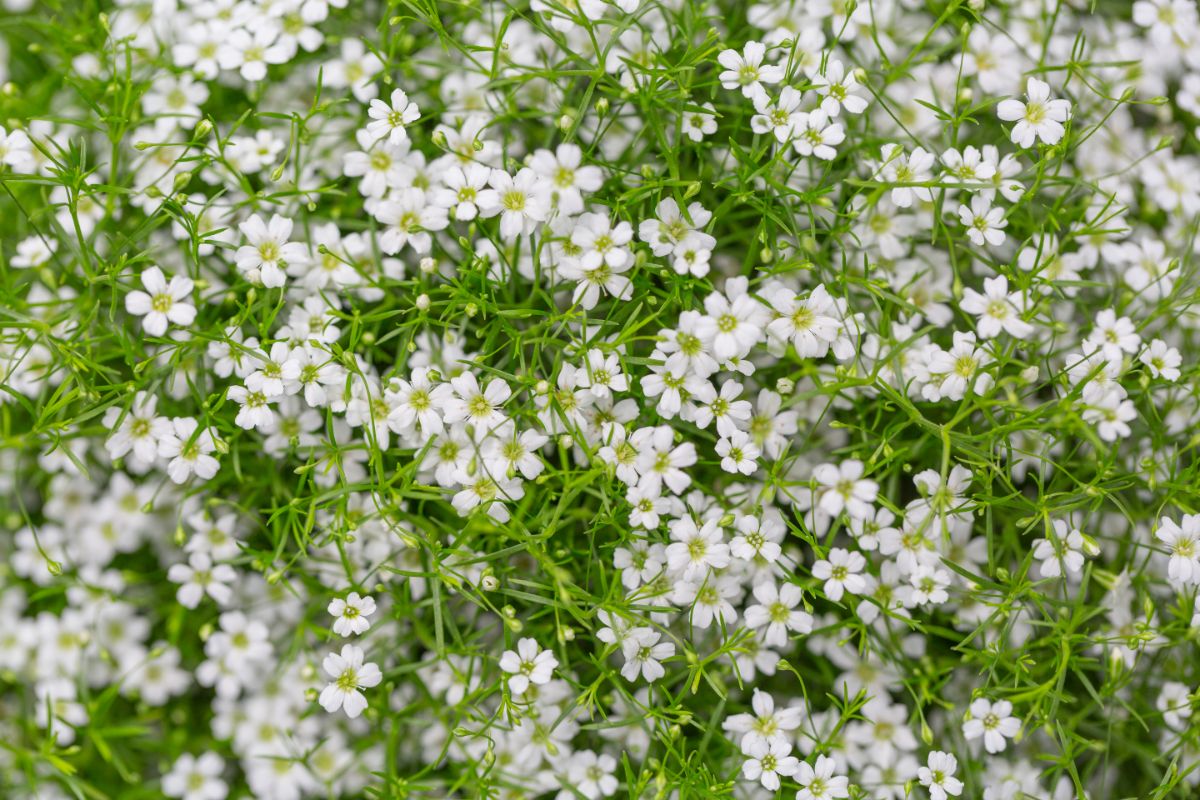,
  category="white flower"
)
[792,109,845,160]
[958,196,1007,246]
[450,469,525,523]
[11,235,57,269]
[366,88,420,145]
[921,331,993,402]
[563,751,618,799]
[620,627,674,682]
[1032,519,1094,578]
[1157,681,1194,730]
[811,548,866,602]
[1157,514,1200,585]
[813,60,868,116]
[814,459,878,519]
[743,581,813,646]
[236,214,305,288]
[328,592,377,636]
[795,754,849,800]
[697,282,767,362]
[103,392,172,466]
[682,102,718,141]
[716,430,761,475]
[124,266,196,337]
[529,142,604,216]
[742,737,799,790]
[673,576,738,628]
[477,167,550,240]
[907,564,951,605]
[940,145,996,185]
[716,40,783,99]
[0,125,35,172]
[442,372,511,435]
[1081,383,1136,442]
[167,552,236,609]
[1084,310,1140,361]
[918,751,963,800]
[499,637,558,695]
[764,284,843,357]
[162,752,227,800]
[962,697,1020,753]
[385,367,452,439]
[319,644,383,719]
[1140,339,1182,381]
[245,342,302,398]
[375,187,449,254]
[432,163,491,221]
[997,77,1071,148]
[576,349,628,400]
[959,276,1032,339]
[638,198,714,257]
[665,517,729,580]
[157,417,219,484]
[878,144,935,208]
[729,514,784,565]
[635,425,697,496]
[216,27,291,82]
[559,213,636,309]
[227,384,276,432]
[626,486,670,530]
[751,86,804,142]
[723,689,804,752]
